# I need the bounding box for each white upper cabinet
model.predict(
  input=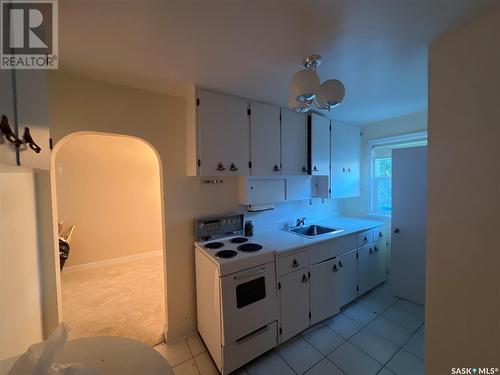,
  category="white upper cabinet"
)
[16,70,51,170]
[197,89,250,176]
[310,114,330,176]
[250,102,281,176]
[281,110,308,175]
[0,70,18,166]
[331,121,360,198]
